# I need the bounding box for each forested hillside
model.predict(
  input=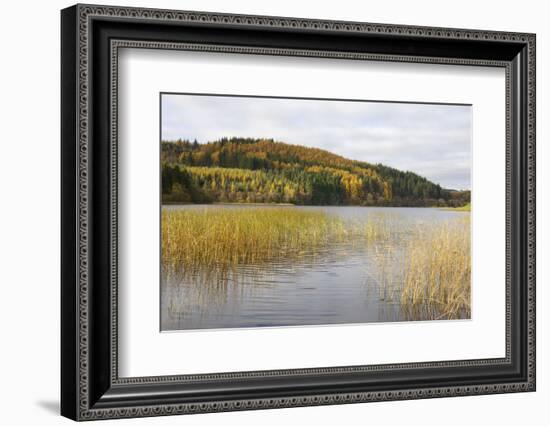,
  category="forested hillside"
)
[161,138,470,207]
